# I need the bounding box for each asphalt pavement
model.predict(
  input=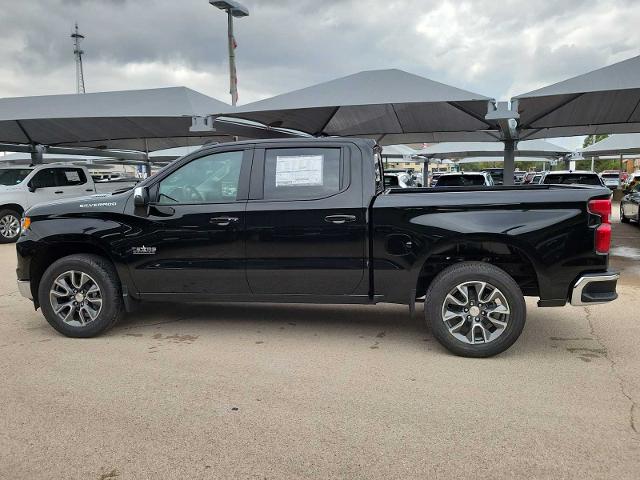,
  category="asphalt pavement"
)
[1,206,639,479]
